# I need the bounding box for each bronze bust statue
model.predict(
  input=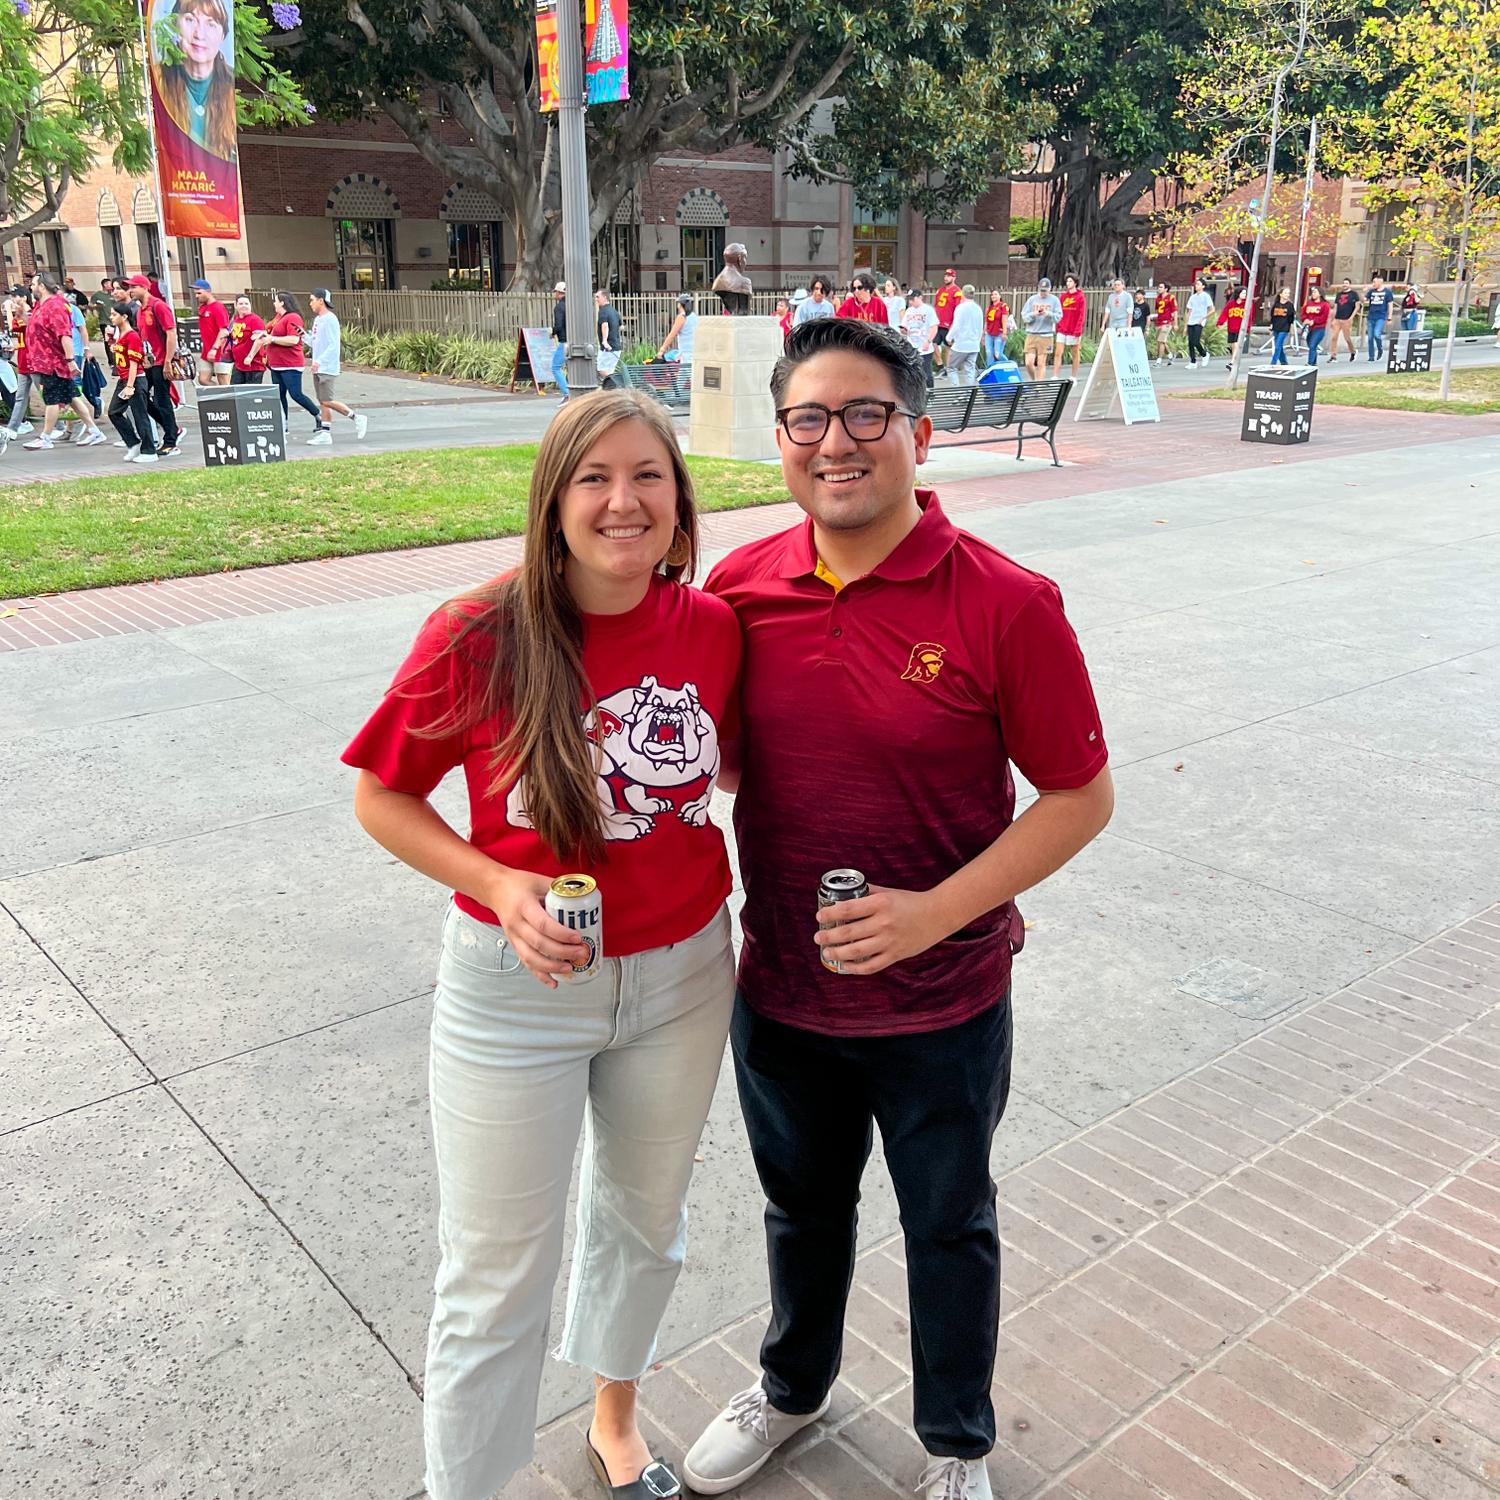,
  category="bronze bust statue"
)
[711,242,753,314]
